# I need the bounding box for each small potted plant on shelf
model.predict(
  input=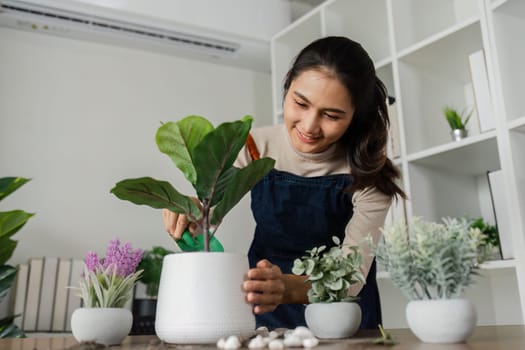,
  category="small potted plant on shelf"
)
[70,238,143,346]
[443,105,473,141]
[469,217,500,261]
[110,115,275,344]
[374,217,487,343]
[0,177,33,339]
[292,236,365,339]
[131,246,173,335]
